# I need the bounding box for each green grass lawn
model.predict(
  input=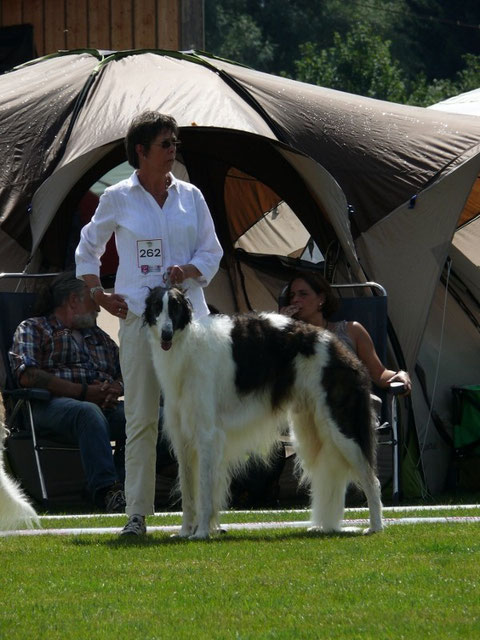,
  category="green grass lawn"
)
[1,508,480,639]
